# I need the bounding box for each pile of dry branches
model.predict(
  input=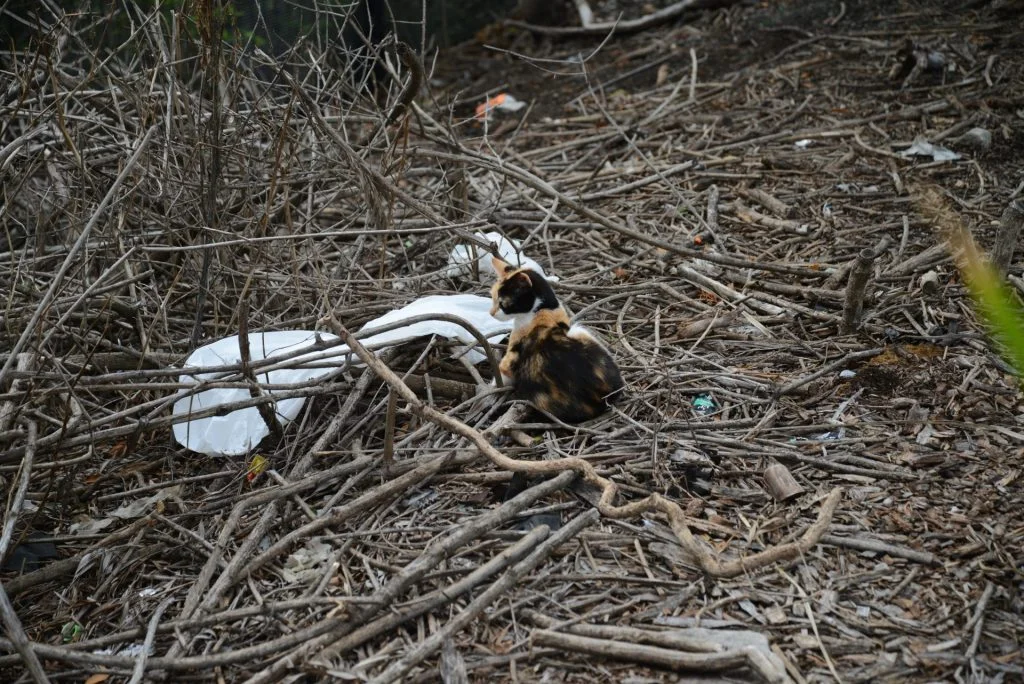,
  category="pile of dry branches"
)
[2,0,1023,682]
